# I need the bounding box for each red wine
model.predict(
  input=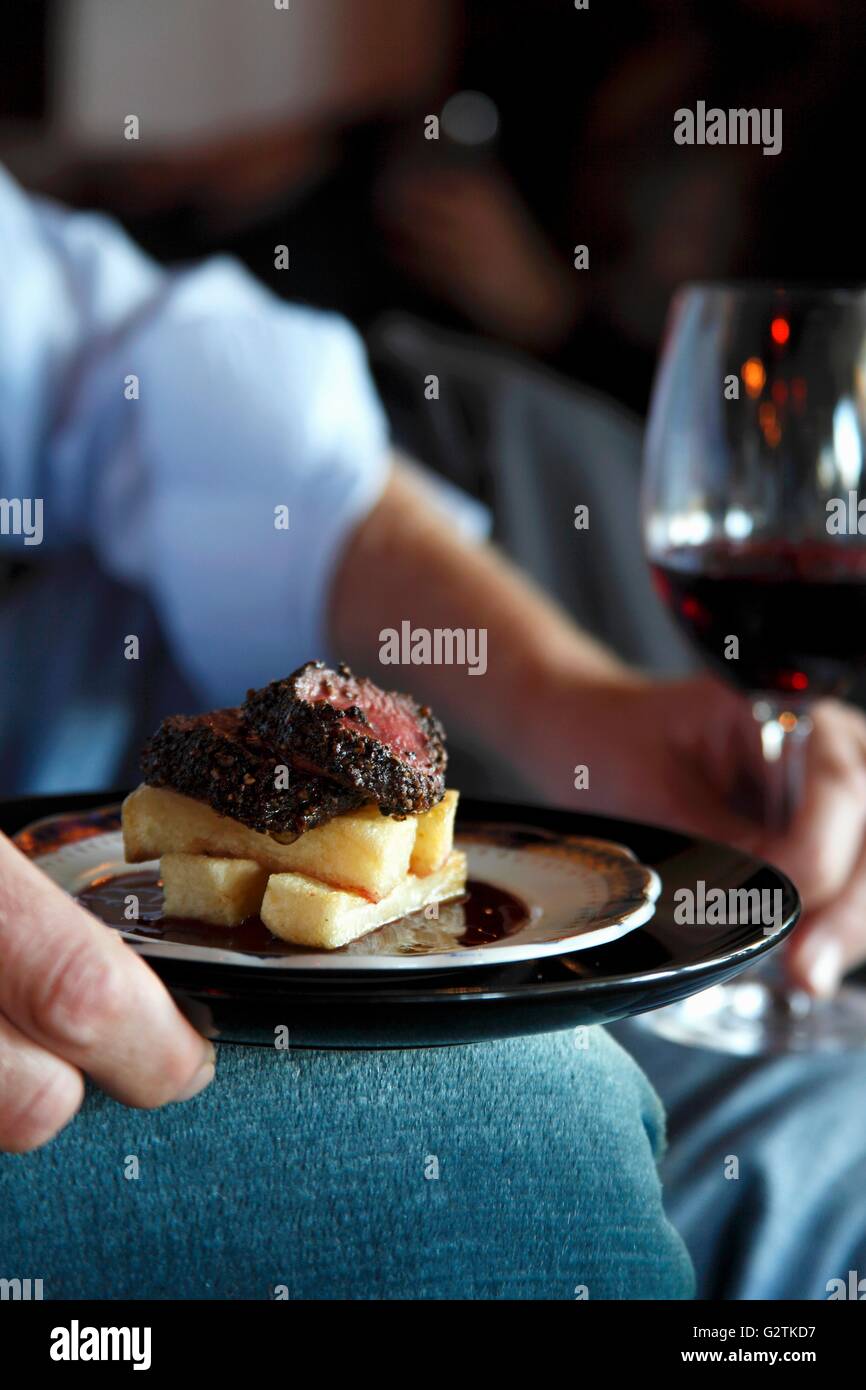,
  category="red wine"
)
[651,540,866,700]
